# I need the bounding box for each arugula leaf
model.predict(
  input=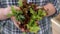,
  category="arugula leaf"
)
[11,6,17,16]
[23,32,26,34]
[7,6,16,17]
[7,14,13,18]
[41,10,46,16]
[30,8,35,15]
[18,0,23,7]
[38,9,43,16]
